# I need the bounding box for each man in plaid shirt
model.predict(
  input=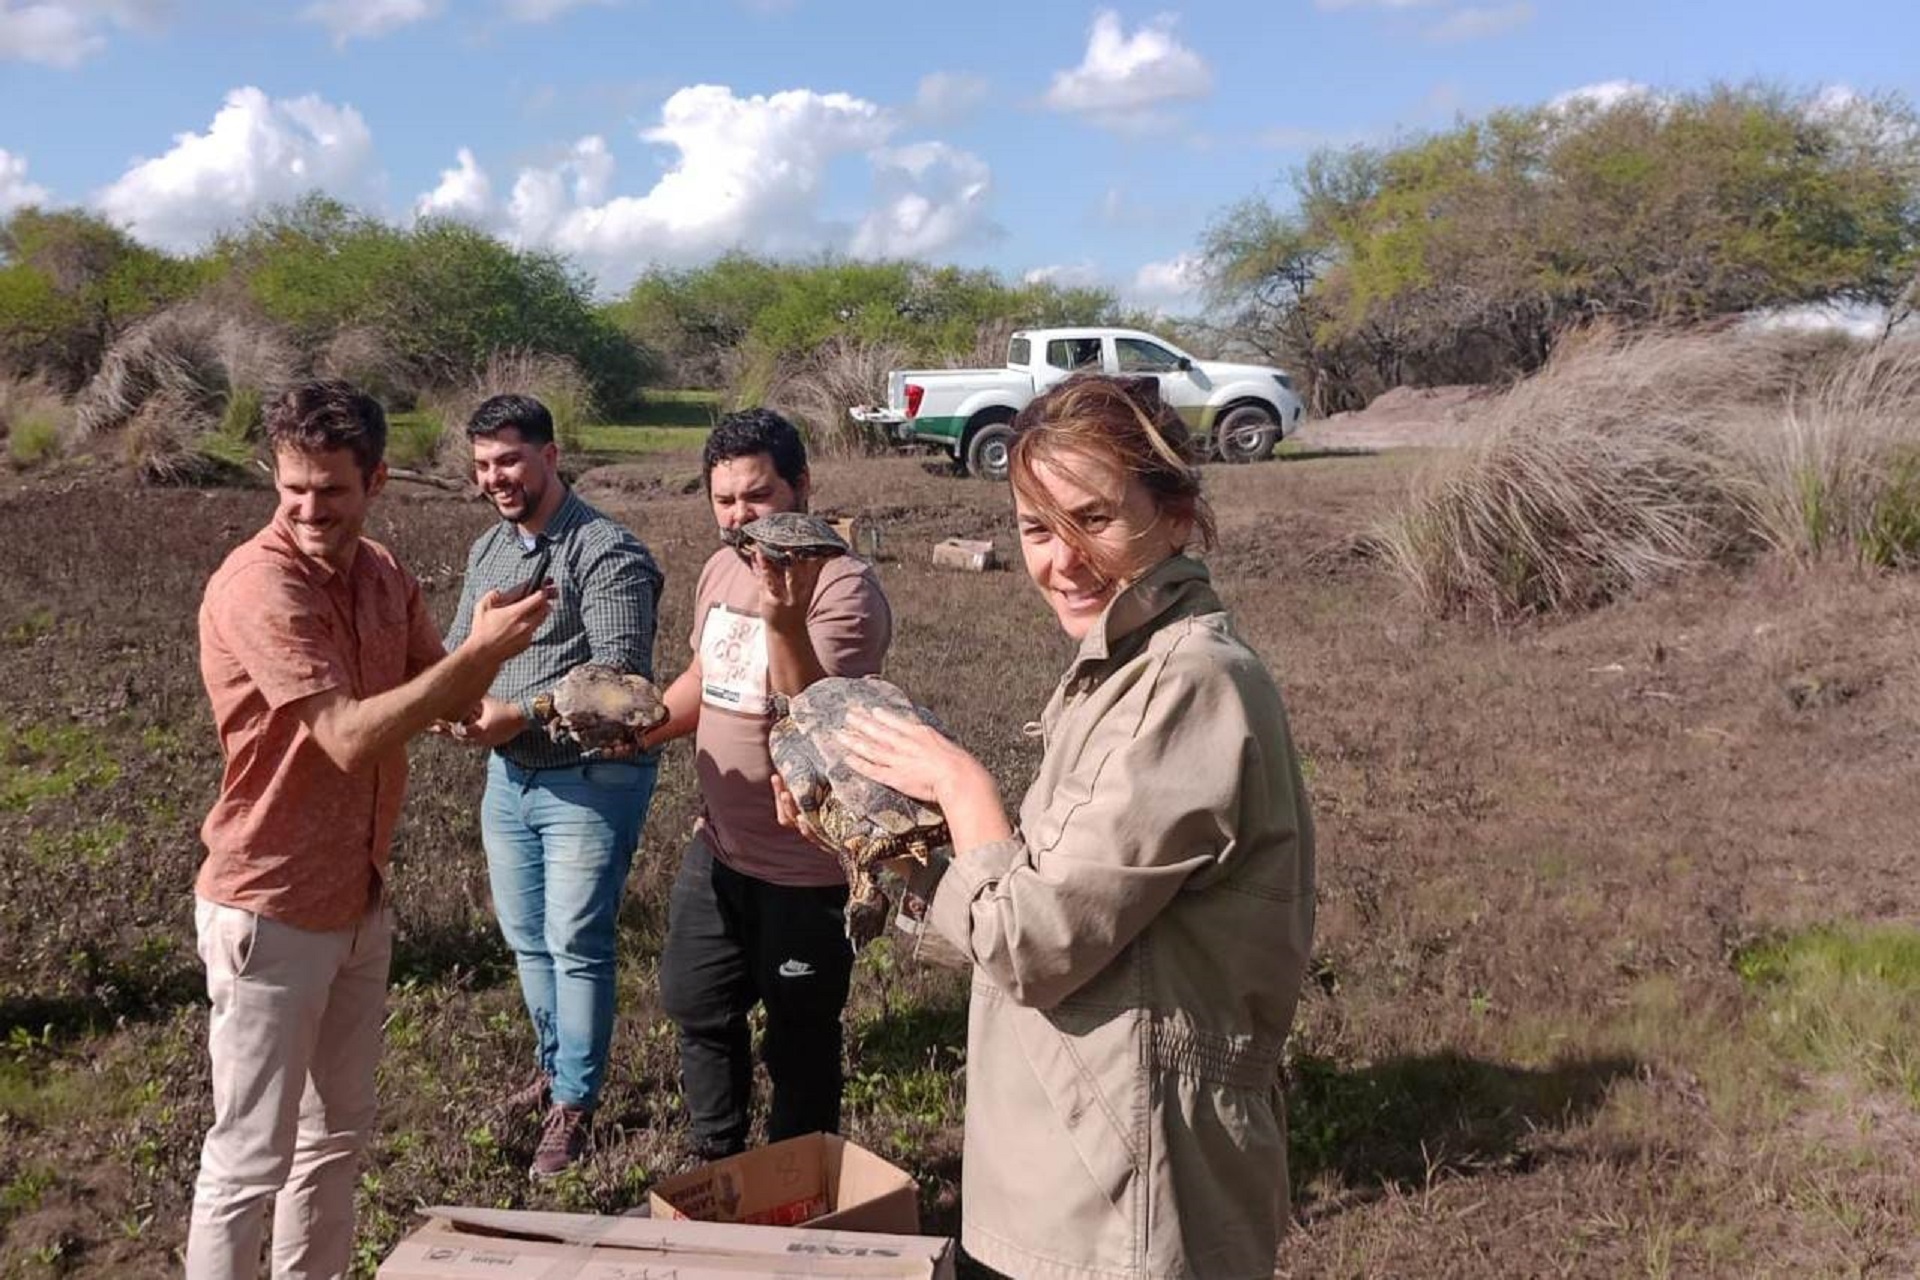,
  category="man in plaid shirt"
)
[442,393,664,1177]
